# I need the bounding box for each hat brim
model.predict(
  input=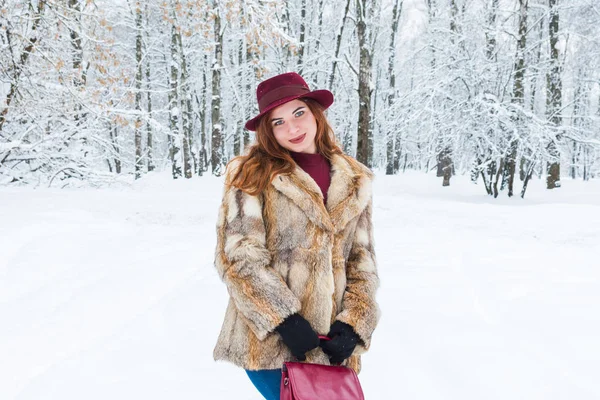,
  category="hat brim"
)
[244,89,334,131]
